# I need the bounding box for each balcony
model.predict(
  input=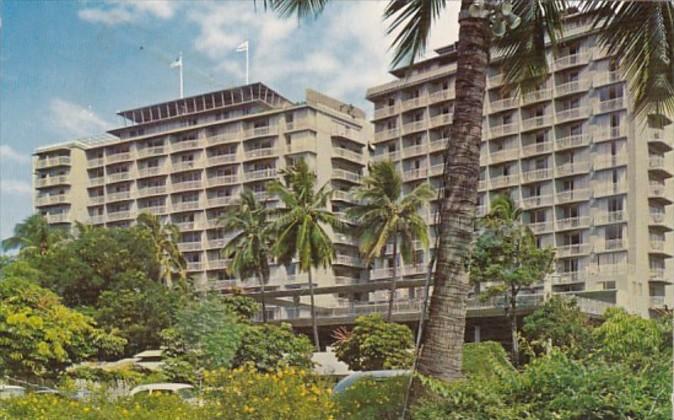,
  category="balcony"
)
[647,128,672,151]
[489,97,519,113]
[649,183,671,202]
[253,191,275,202]
[402,120,427,135]
[595,238,627,252]
[207,258,229,269]
[88,177,104,187]
[650,296,666,308]
[594,71,621,87]
[553,51,592,71]
[88,196,105,205]
[556,243,592,257]
[107,210,133,222]
[89,215,105,225]
[556,188,591,204]
[521,194,554,209]
[209,131,242,145]
[137,166,165,178]
[429,164,444,177]
[594,154,628,170]
[172,140,201,153]
[106,152,132,164]
[429,113,453,128]
[178,242,202,252]
[36,175,69,188]
[489,148,519,163]
[428,88,455,103]
[207,196,236,207]
[333,190,355,203]
[331,126,359,142]
[649,269,667,283]
[173,201,200,212]
[649,156,672,176]
[107,191,132,202]
[205,237,225,249]
[528,221,554,234]
[487,73,503,87]
[521,115,553,131]
[244,126,278,139]
[555,134,591,150]
[333,148,363,163]
[403,167,429,181]
[172,160,200,172]
[370,267,395,280]
[595,211,627,225]
[401,96,428,111]
[140,206,166,215]
[374,104,398,120]
[333,169,362,183]
[521,141,553,157]
[137,186,166,197]
[244,148,277,160]
[556,160,591,177]
[186,262,204,271]
[489,123,519,139]
[649,239,670,255]
[137,146,166,158]
[207,154,237,166]
[107,172,131,183]
[208,175,239,187]
[522,88,553,104]
[556,216,592,231]
[175,220,201,231]
[402,144,427,158]
[489,174,519,189]
[521,168,552,183]
[374,151,400,161]
[172,180,203,192]
[593,126,626,142]
[402,263,426,276]
[45,213,69,224]
[334,232,358,246]
[429,138,449,153]
[594,97,625,114]
[334,255,363,267]
[594,183,627,197]
[555,106,590,124]
[87,157,104,168]
[554,272,587,285]
[649,212,671,229]
[374,127,400,143]
[35,156,71,169]
[35,194,68,206]
[555,78,591,97]
[244,168,277,181]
